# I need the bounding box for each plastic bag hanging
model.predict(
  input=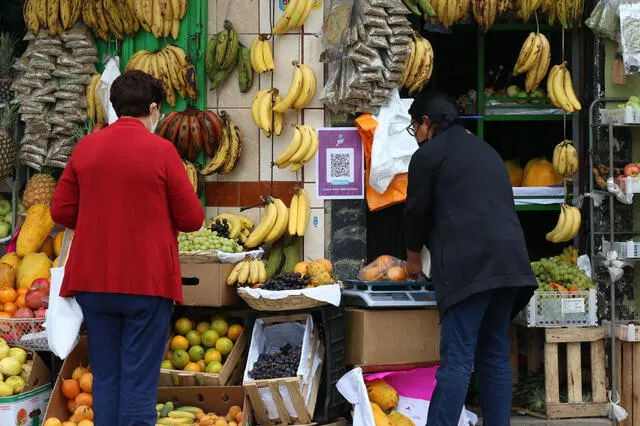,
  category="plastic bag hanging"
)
[573,191,608,208]
[602,250,625,283]
[609,391,629,421]
[98,56,121,125]
[607,177,633,204]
